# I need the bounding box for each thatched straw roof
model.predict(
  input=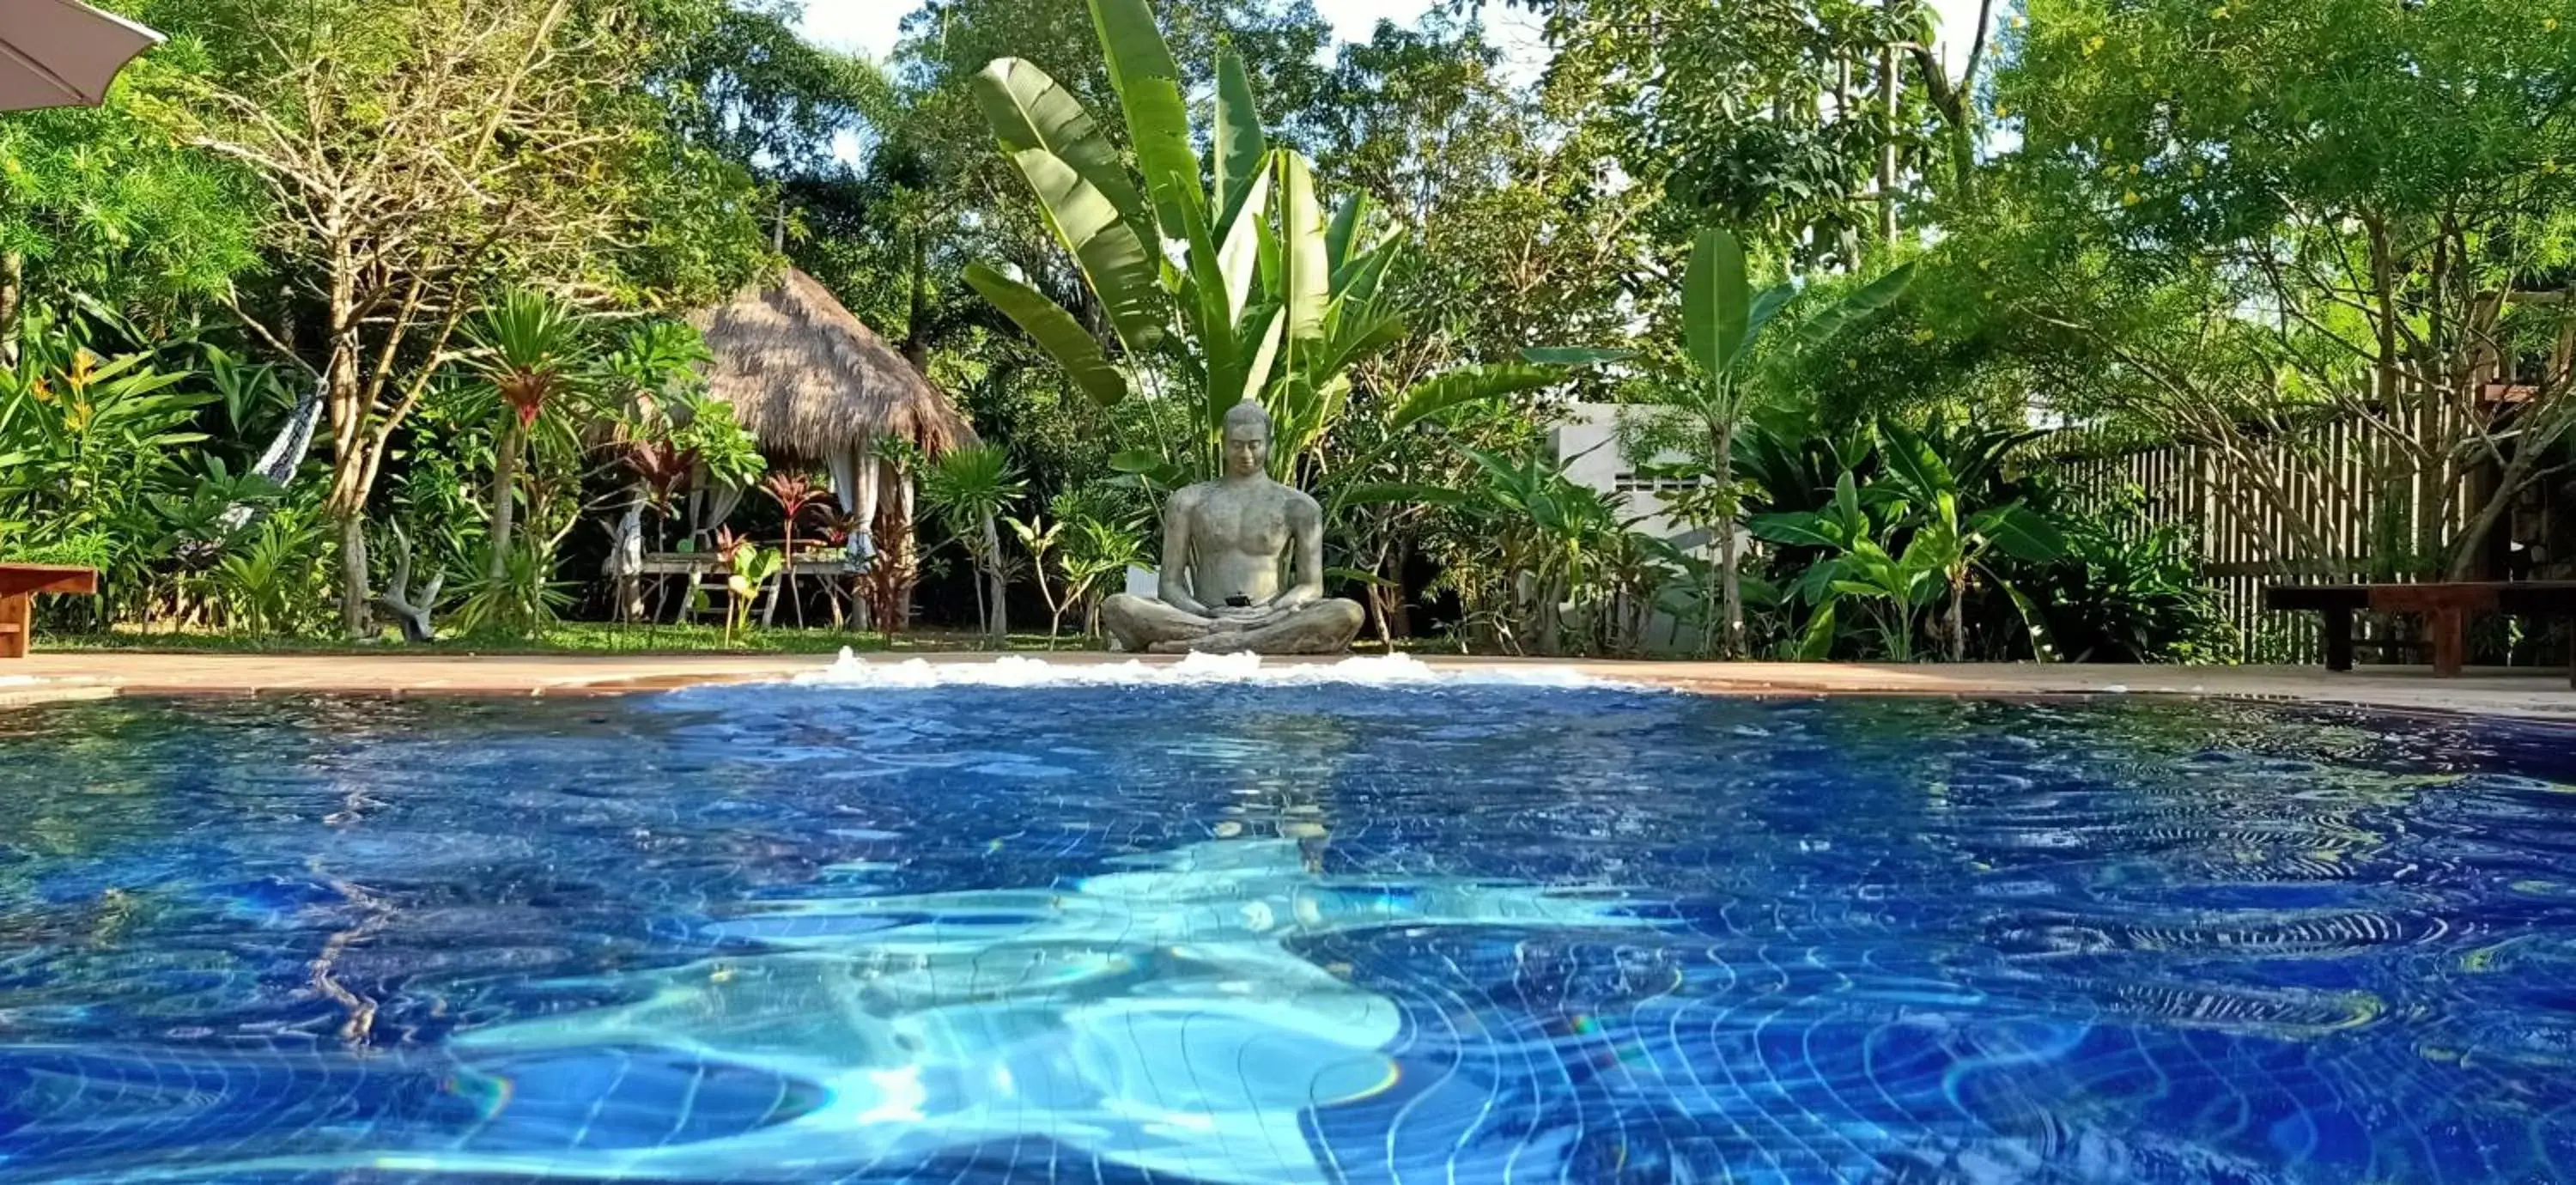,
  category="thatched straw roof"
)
[690,267,975,461]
